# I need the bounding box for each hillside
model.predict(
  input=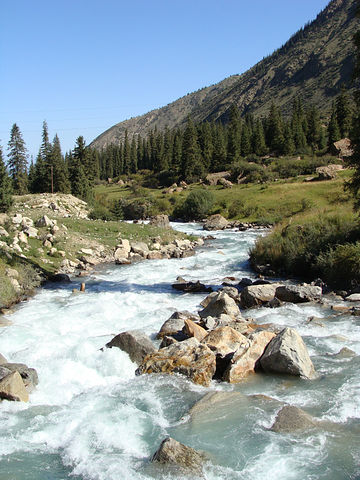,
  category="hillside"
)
[91,0,358,150]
